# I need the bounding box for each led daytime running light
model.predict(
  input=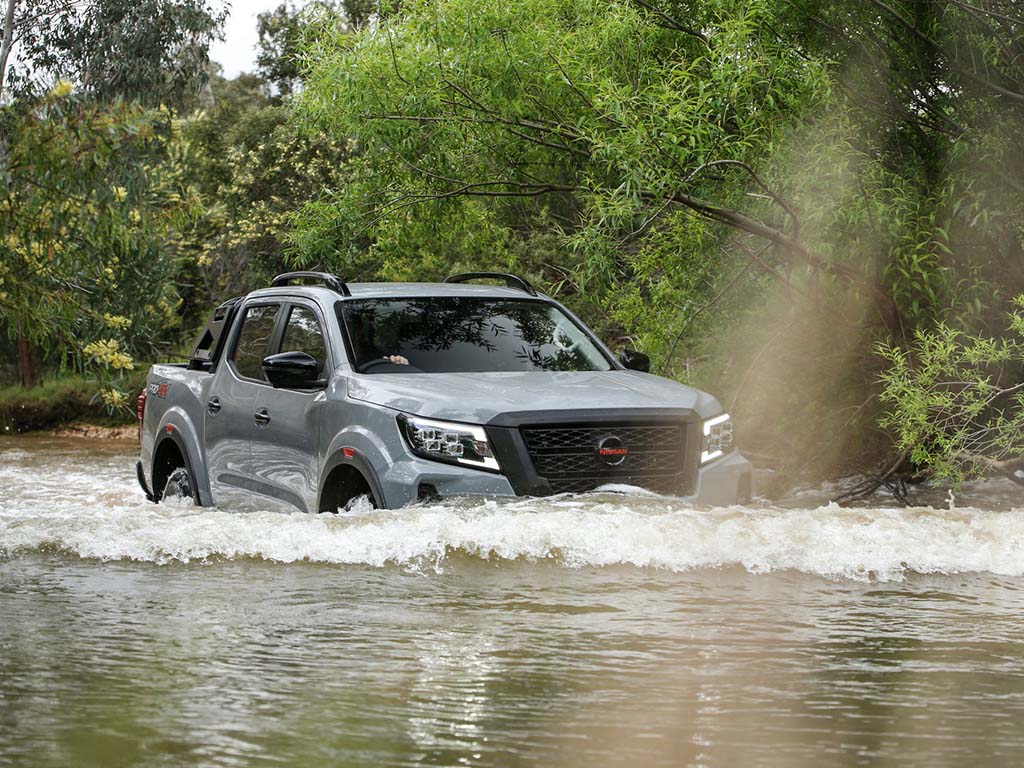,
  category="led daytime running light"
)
[701,413,734,465]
